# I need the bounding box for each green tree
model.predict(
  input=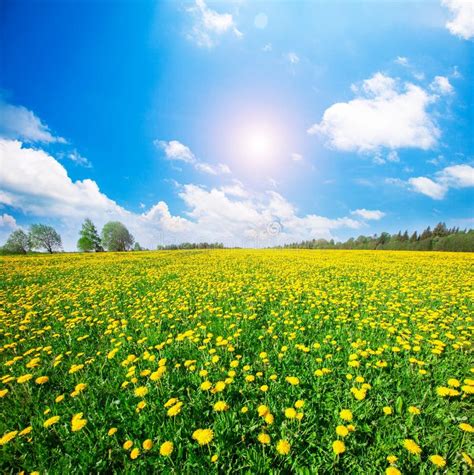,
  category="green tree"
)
[101,221,134,251]
[2,229,30,254]
[29,224,62,253]
[77,218,103,252]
